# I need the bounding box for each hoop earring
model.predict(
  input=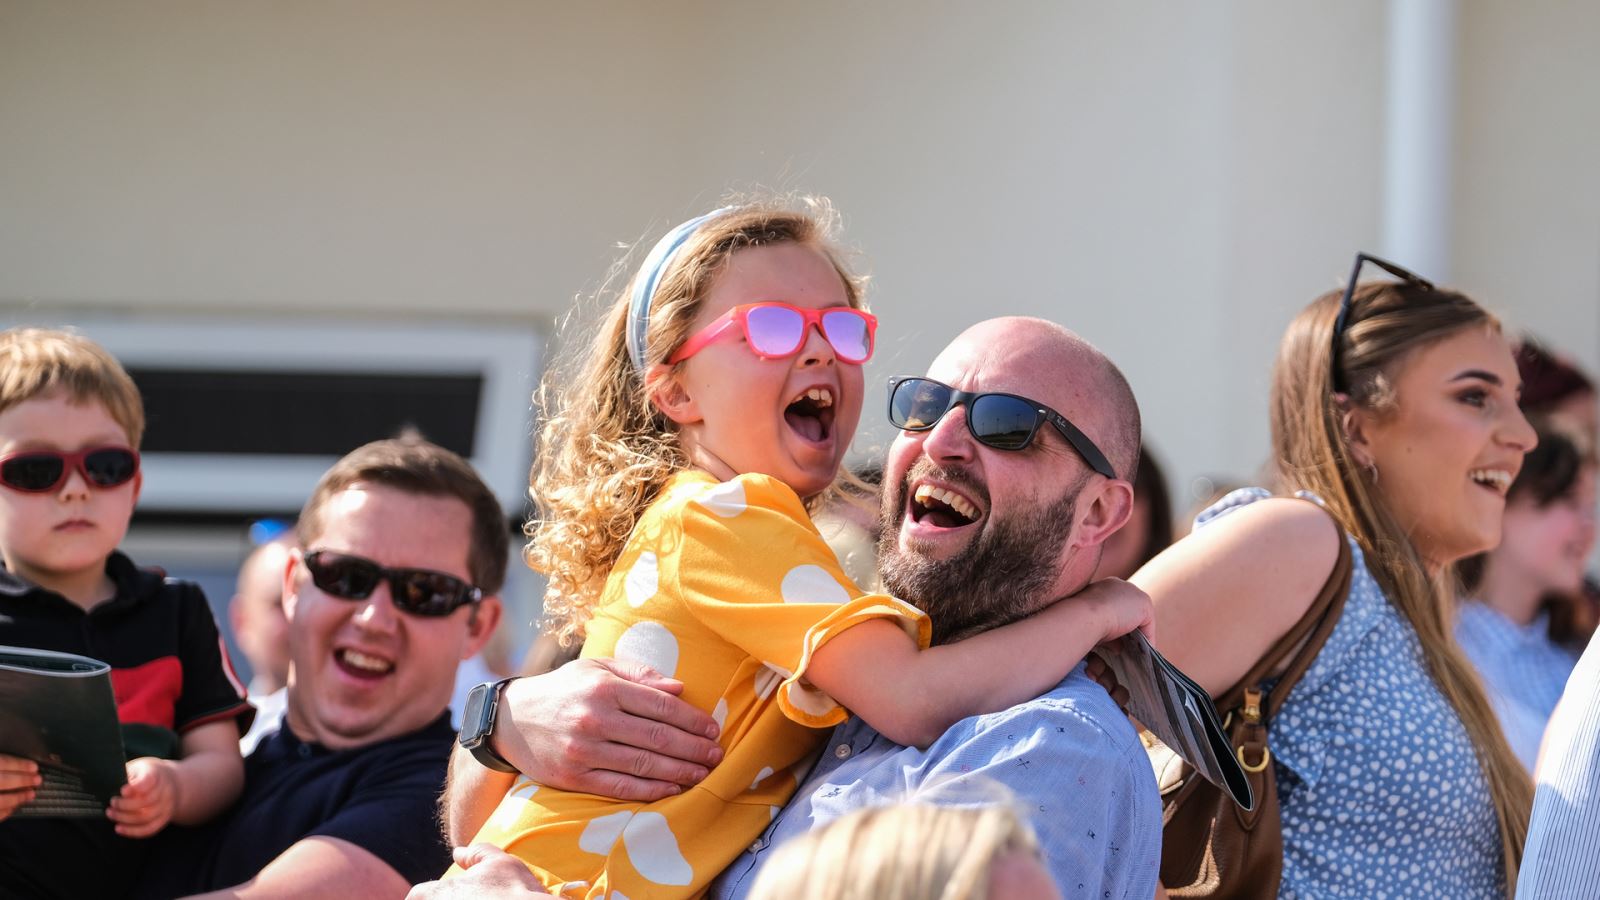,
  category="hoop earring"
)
[1365,461,1380,484]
